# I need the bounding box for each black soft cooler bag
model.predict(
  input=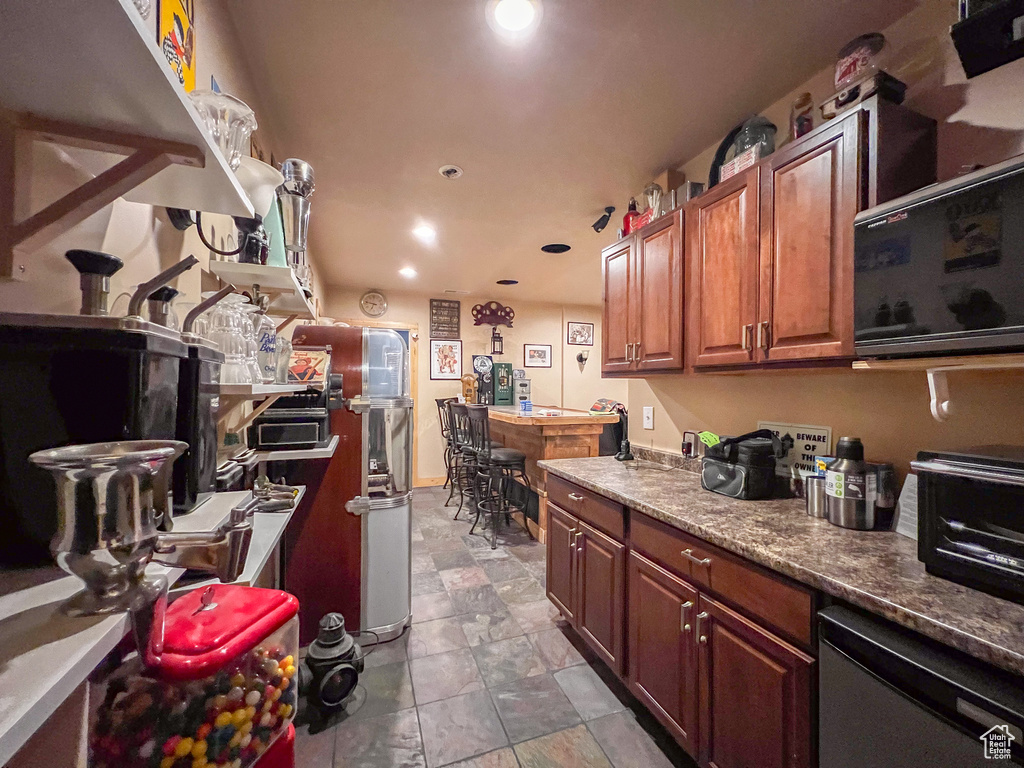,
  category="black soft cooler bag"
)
[700,429,780,500]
